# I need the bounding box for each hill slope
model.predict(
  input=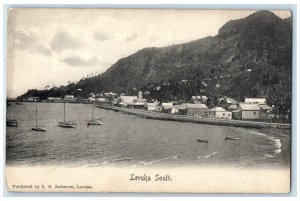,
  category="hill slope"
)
[22,11,292,110]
